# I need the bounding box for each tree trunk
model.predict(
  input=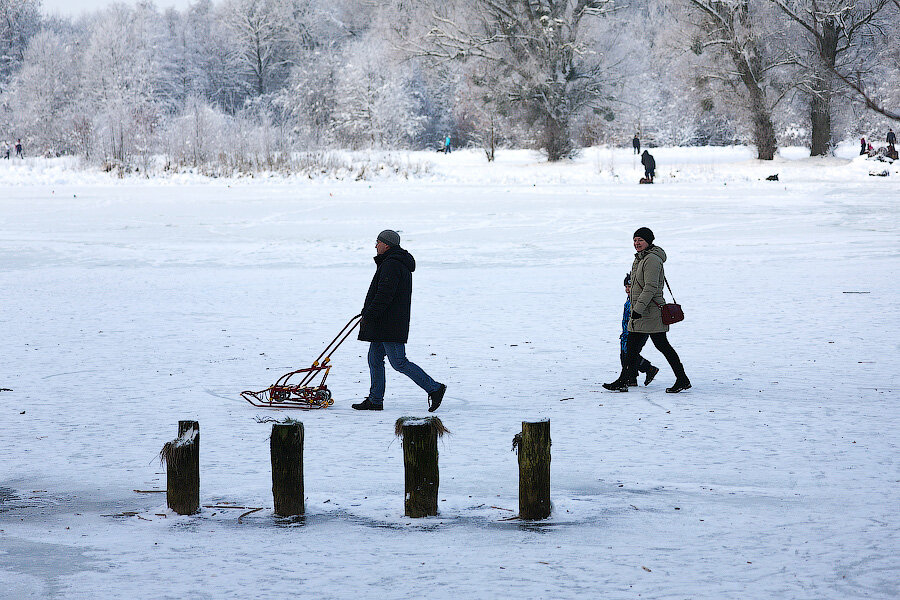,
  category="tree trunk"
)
[810,18,839,157]
[271,422,304,517]
[733,56,777,160]
[516,420,551,520]
[542,114,572,162]
[810,87,832,156]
